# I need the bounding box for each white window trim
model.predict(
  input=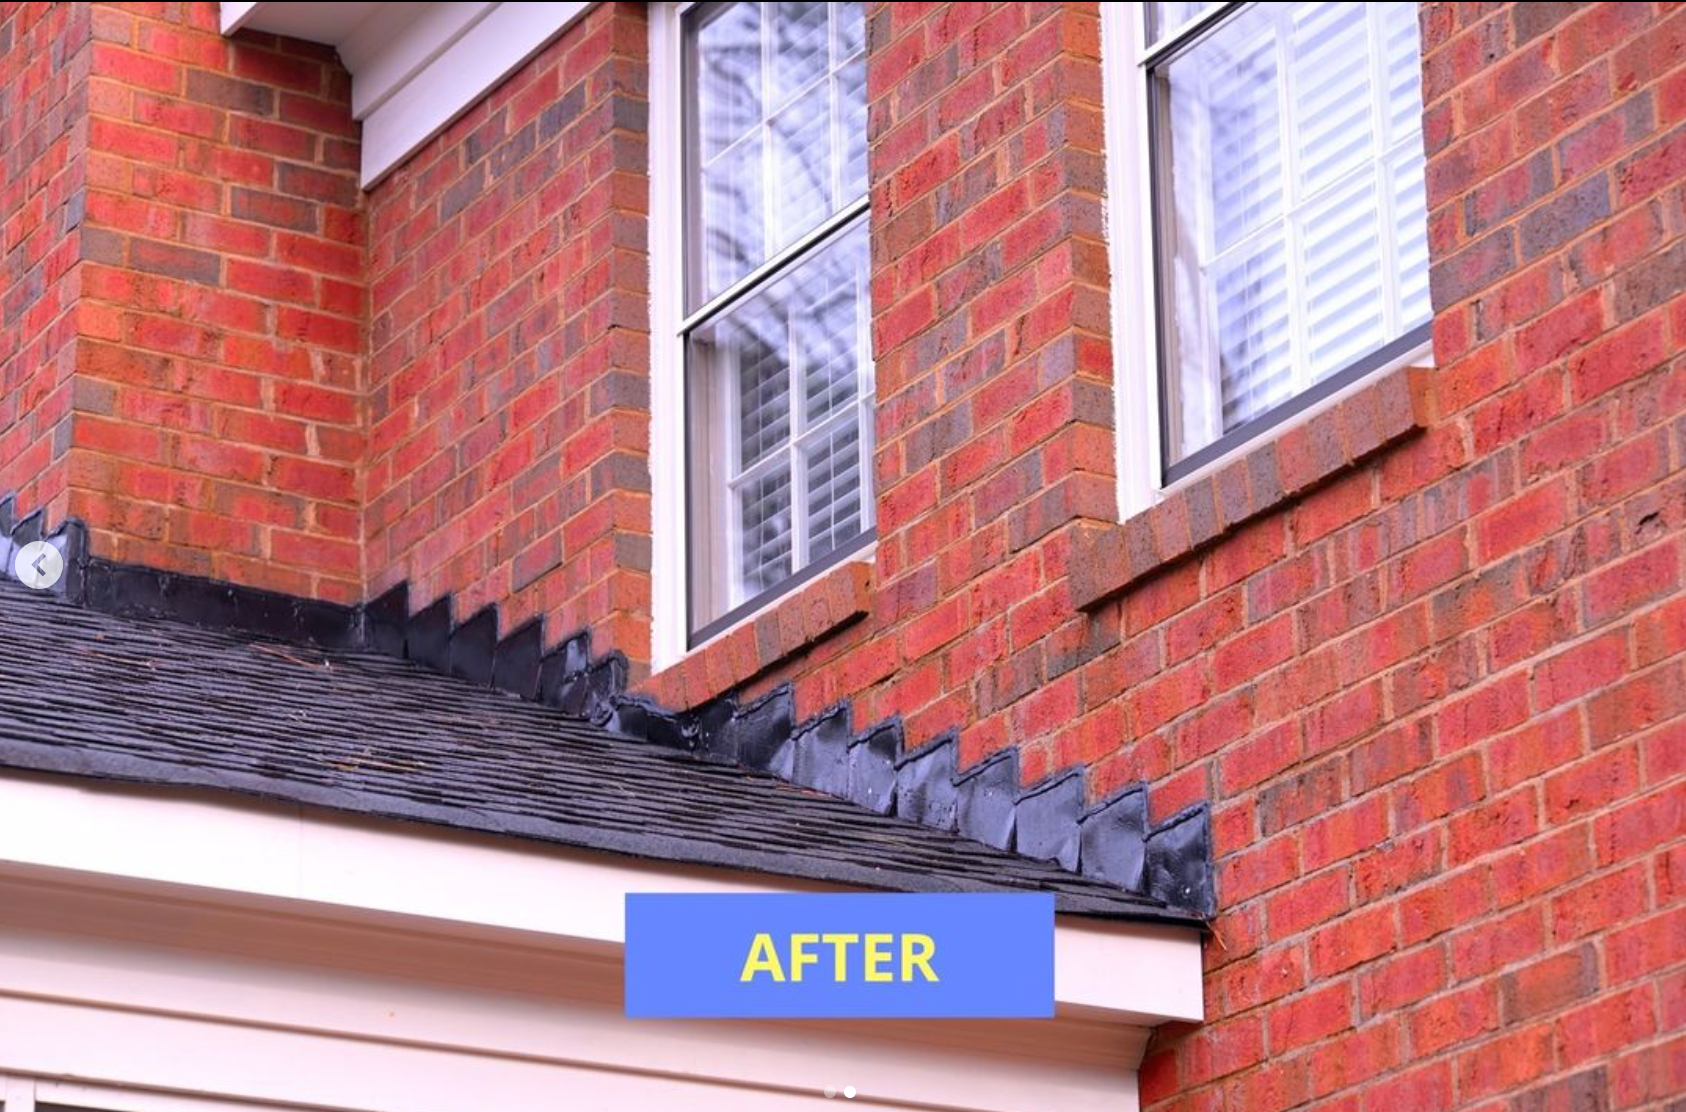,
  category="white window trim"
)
[1100,3,1434,521]
[648,1,876,673]
[649,1,688,672]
